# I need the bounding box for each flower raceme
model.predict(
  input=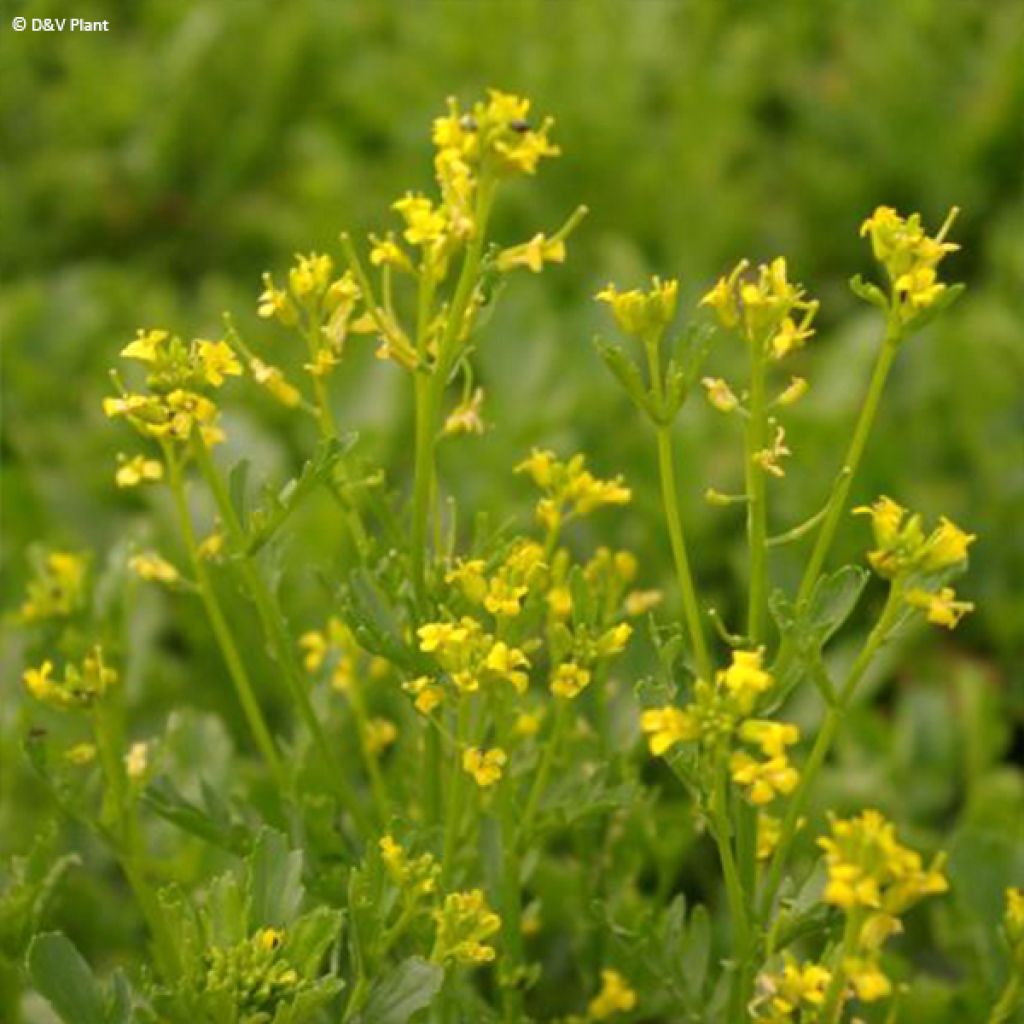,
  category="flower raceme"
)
[860,205,960,323]
[700,257,819,359]
[516,449,631,530]
[22,647,118,711]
